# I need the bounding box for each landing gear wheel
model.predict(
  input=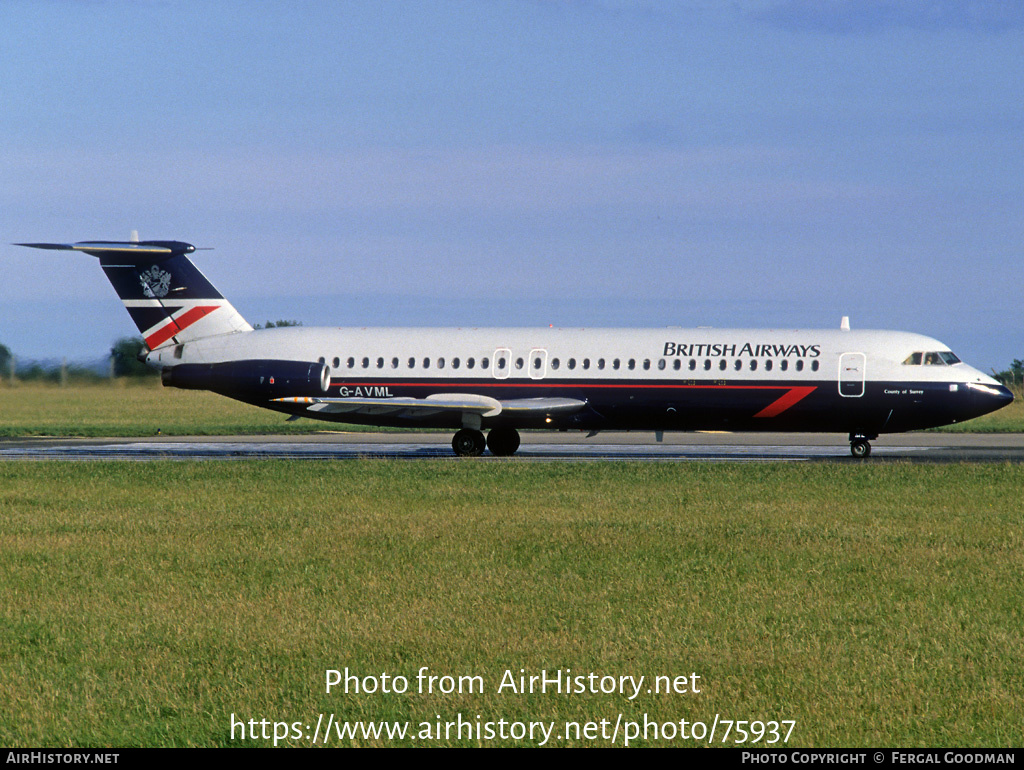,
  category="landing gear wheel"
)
[486,427,521,456]
[452,428,486,457]
[850,439,871,459]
